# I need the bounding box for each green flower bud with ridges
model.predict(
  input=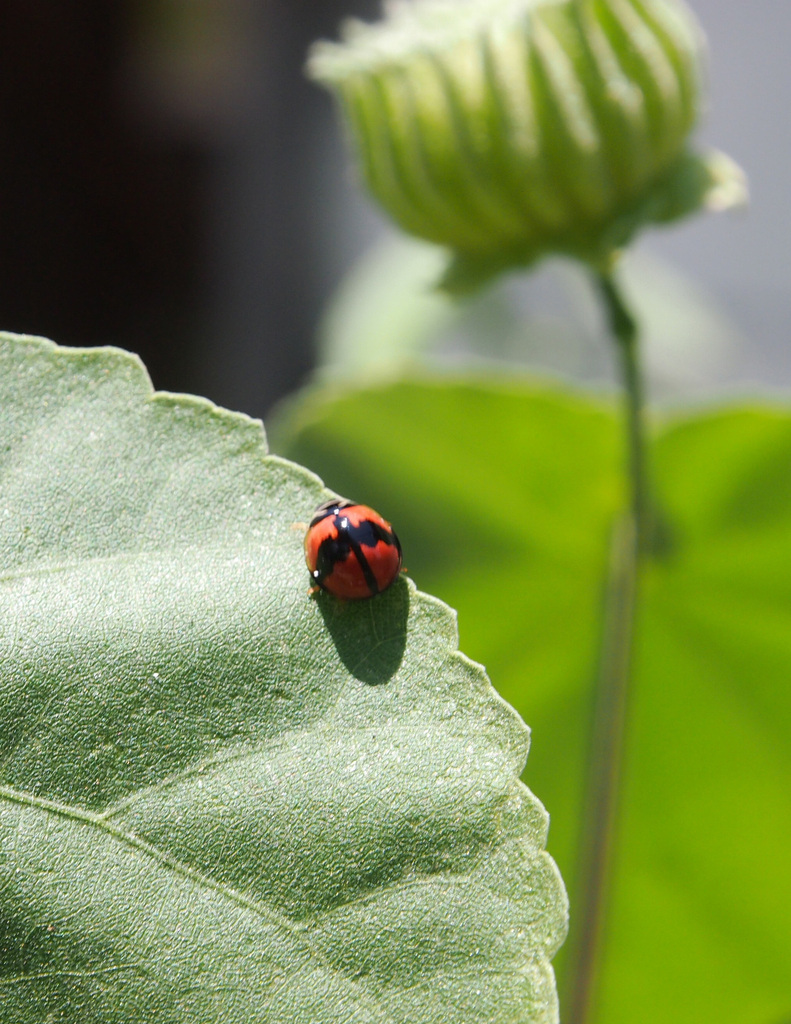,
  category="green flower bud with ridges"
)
[309,0,746,291]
